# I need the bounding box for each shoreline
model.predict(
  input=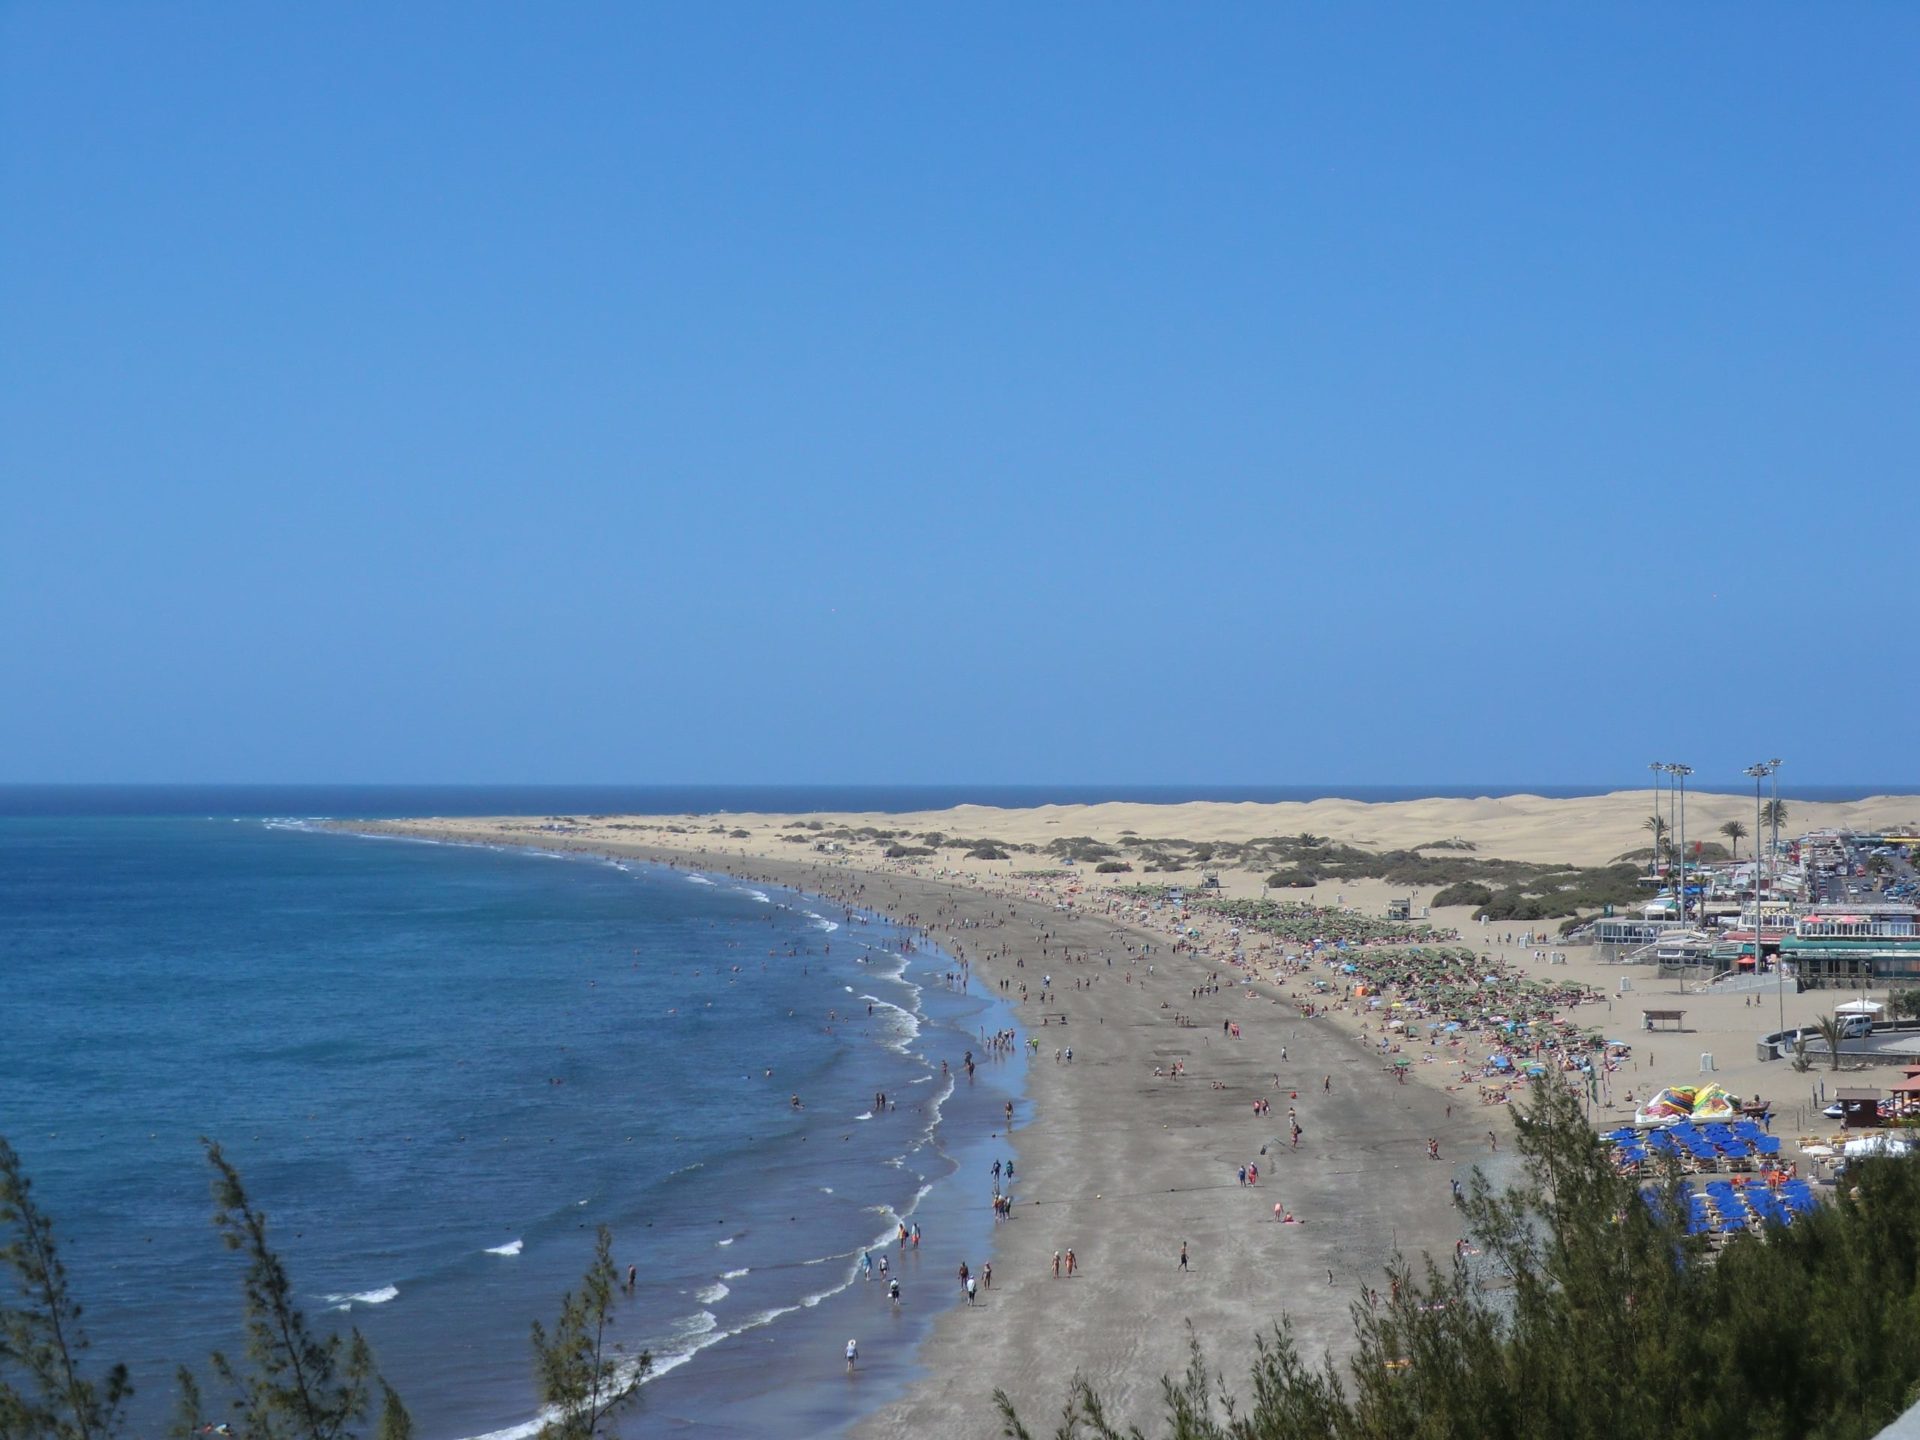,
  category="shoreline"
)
[321,822,1031,1438]
[332,818,1479,1435]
